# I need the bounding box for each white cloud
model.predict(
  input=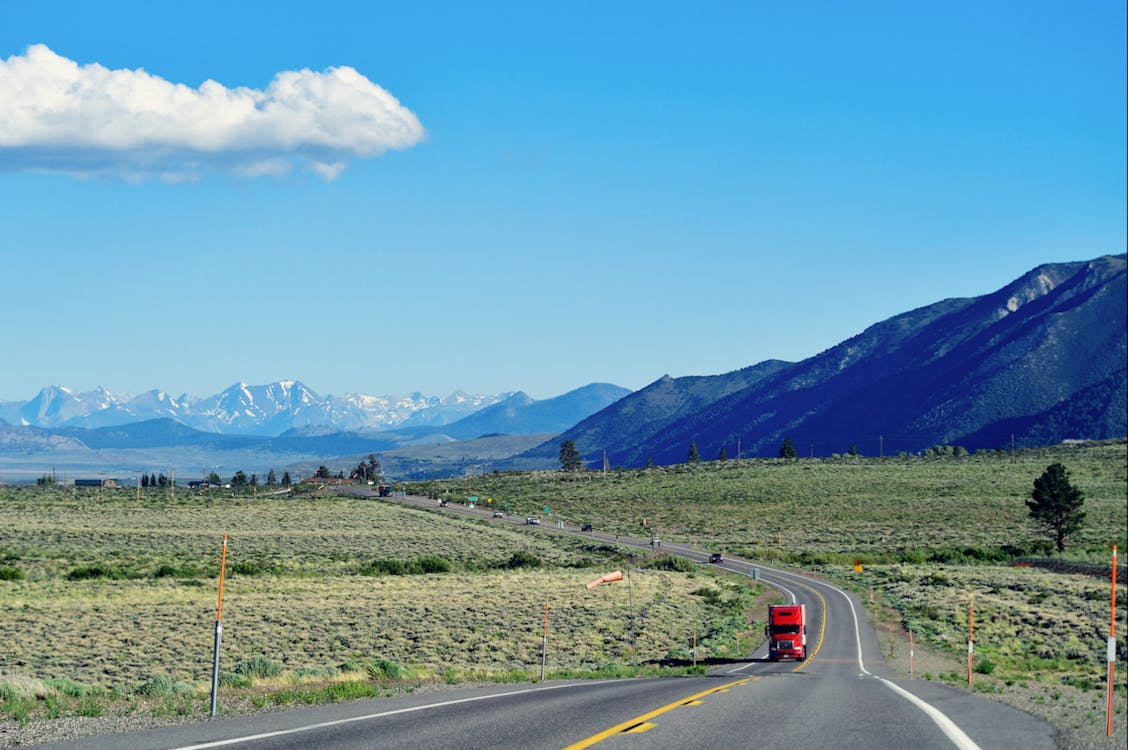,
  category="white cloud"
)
[0,44,425,180]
